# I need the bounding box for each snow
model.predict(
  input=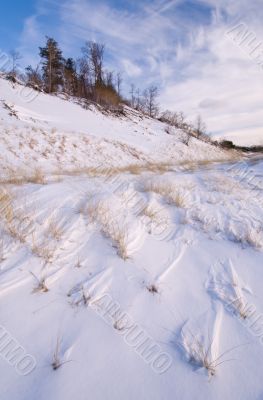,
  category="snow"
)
[0,77,263,400]
[0,77,232,176]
